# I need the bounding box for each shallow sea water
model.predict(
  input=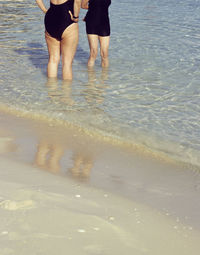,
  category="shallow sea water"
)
[0,0,200,167]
